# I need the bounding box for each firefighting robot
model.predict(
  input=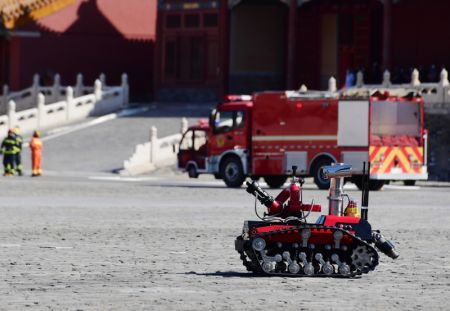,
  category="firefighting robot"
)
[235,163,399,277]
